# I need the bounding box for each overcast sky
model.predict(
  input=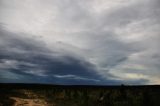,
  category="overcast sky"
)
[0,0,160,85]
